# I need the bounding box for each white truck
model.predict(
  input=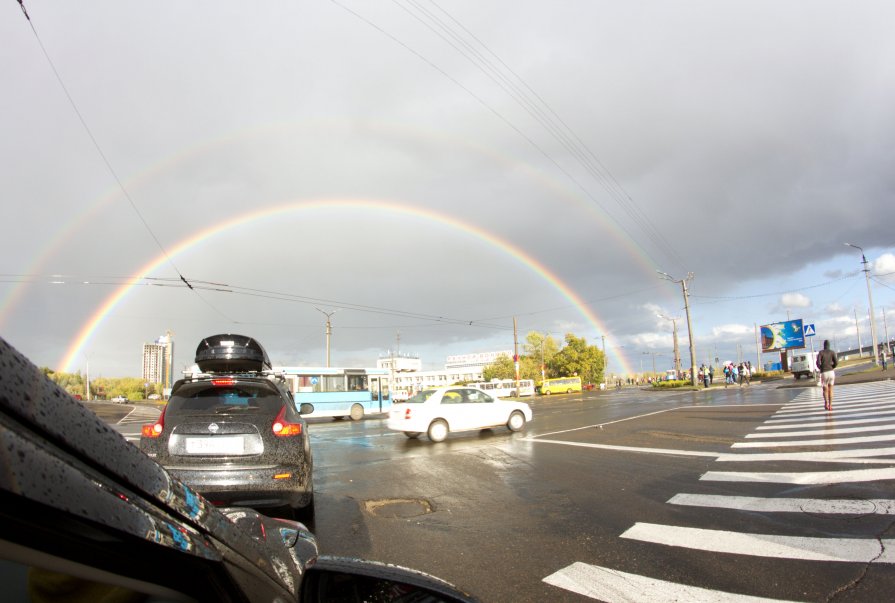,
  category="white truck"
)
[791,351,818,380]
